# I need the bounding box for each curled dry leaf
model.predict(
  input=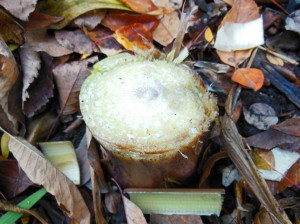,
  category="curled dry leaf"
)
[0,9,23,44]
[231,68,264,91]
[37,0,130,29]
[243,103,278,130]
[5,130,91,223]
[53,56,98,115]
[0,159,33,199]
[83,26,123,56]
[152,11,180,46]
[115,20,159,51]
[0,37,19,133]
[0,0,37,21]
[23,29,72,57]
[19,48,41,103]
[55,29,98,55]
[22,53,54,118]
